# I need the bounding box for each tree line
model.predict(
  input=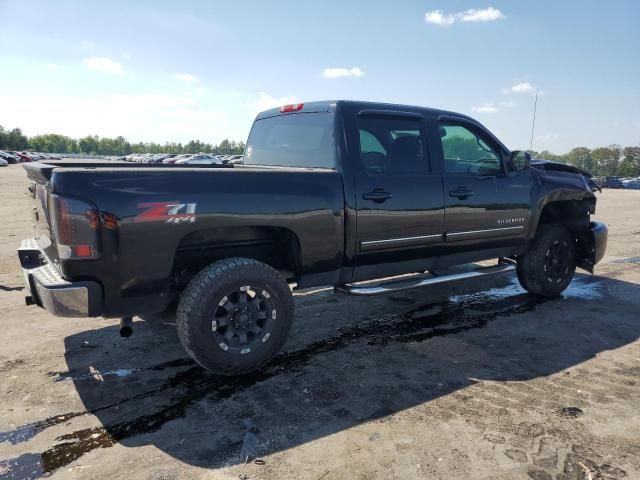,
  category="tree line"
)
[0,126,245,156]
[1,124,638,177]
[528,145,640,178]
